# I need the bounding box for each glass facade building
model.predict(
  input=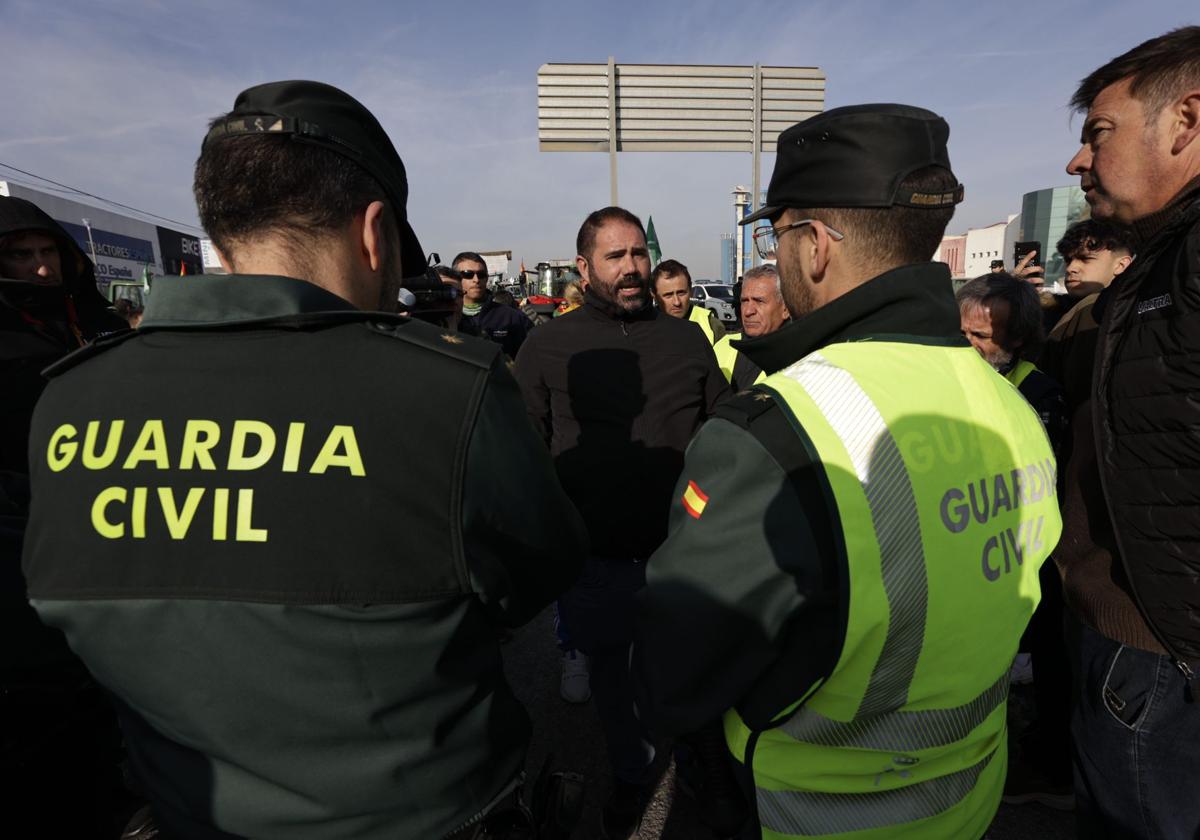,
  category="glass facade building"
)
[1019,186,1088,288]
[720,234,736,284]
